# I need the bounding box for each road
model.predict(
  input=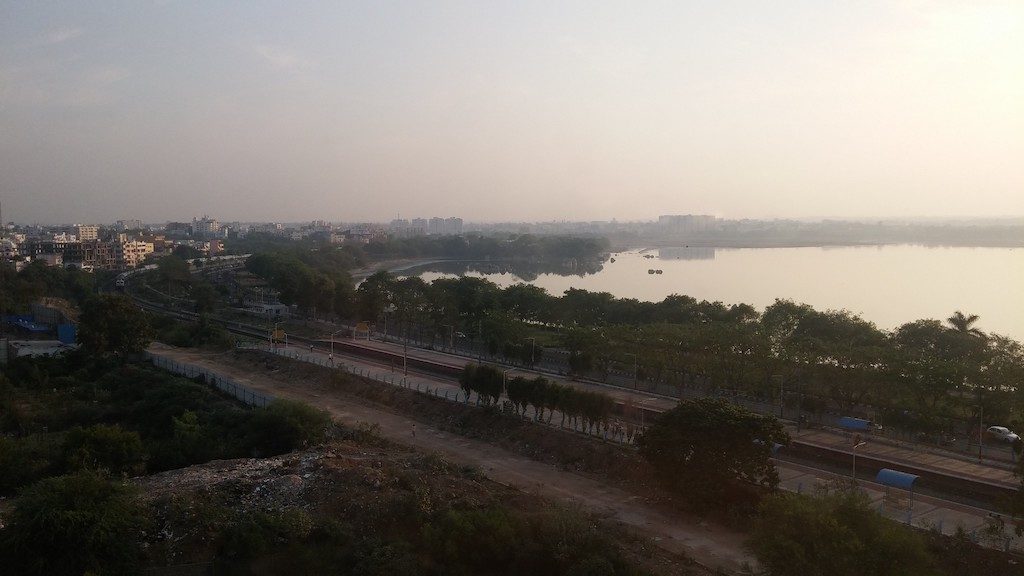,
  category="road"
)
[150,342,1024,556]
[150,343,752,574]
